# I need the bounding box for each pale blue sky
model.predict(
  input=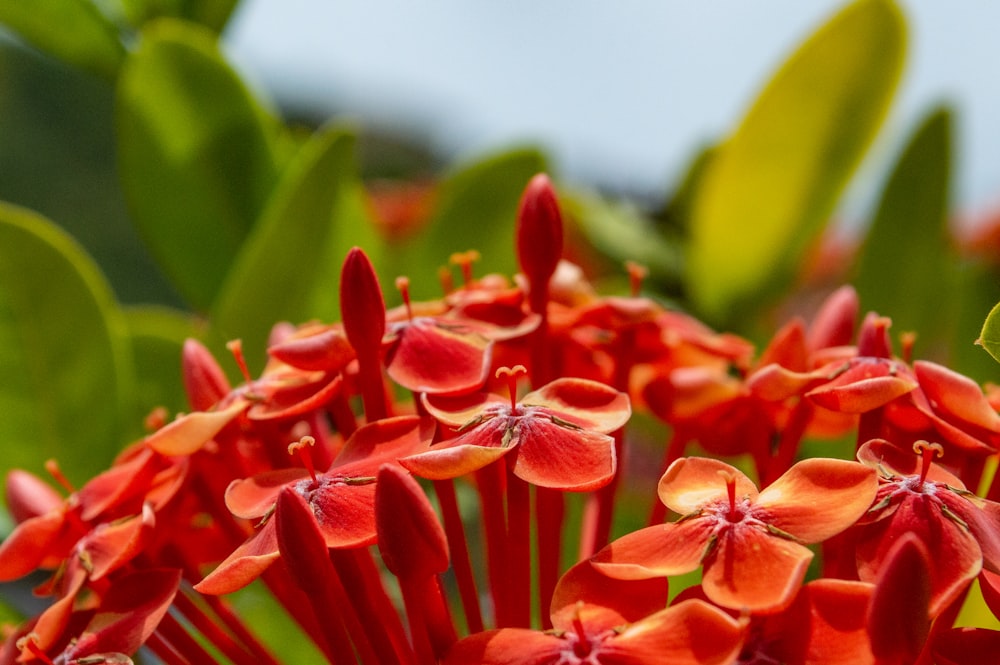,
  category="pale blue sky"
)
[225,1,1000,223]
